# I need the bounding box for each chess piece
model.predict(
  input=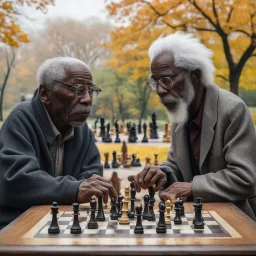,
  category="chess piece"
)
[163,123,171,142]
[131,153,137,167]
[93,118,98,137]
[104,123,112,143]
[110,197,119,220]
[156,200,166,234]
[165,200,172,225]
[99,117,106,140]
[111,151,119,168]
[141,123,148,143]
[123,153,131,168]
[116,152,122,165]
[154,153,159,166]
[174,199,182,225]
[48,202,60,234]
[134,204,144,234]
[133,123,138,140]
[110,171,121,196]
[96,196,105,221]
[138,121,142,134]
[114,119,121,143]
[194,197,204,229]
[145,157,151,165]
[128,125,136,143]
[143,195,149,220]
[150,112,159,139]
[119,186,130,224]
[88,198,98,229]
[117,195,124,217]
[121,141,127,165]
[179,198,185,216]
[104,152,110,168]
[135,157,142,167]
[71,203,82,234]
[129,181,136,219]
[147,187,156,221]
